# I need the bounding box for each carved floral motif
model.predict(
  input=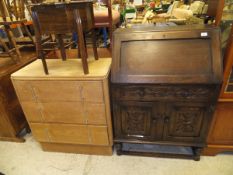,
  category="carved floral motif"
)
[175,112,199,133]
[119,86,212,99]
[123,107,150,135]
